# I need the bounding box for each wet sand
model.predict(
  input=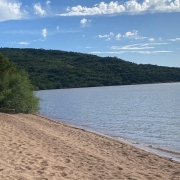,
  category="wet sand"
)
[0,112,180,180]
